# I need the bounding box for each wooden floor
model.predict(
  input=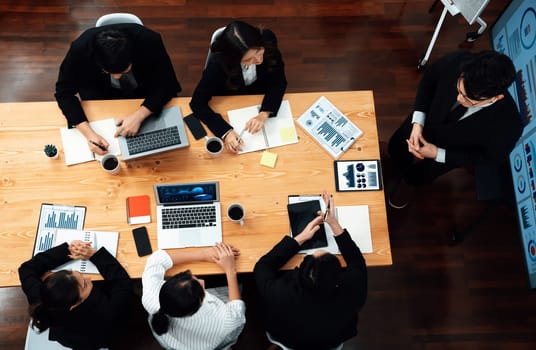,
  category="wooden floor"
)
[2,1,536,349]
